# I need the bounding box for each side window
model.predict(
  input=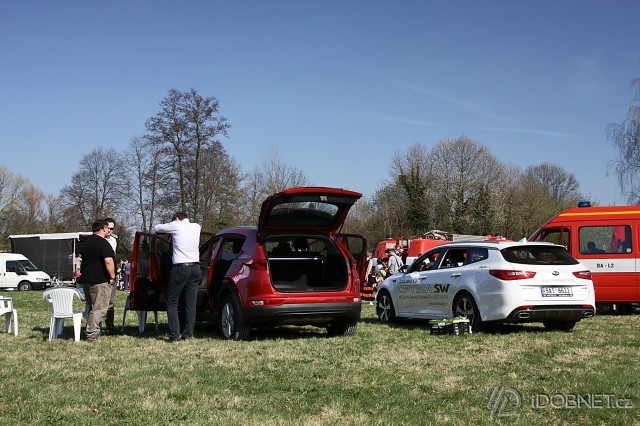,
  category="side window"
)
[199,237,213,266]
[535,227,571,250]
[465,247,488,265]
[411,250,441,272]
[438,248,467,269]
[6,260,23,274]
[218,237,245,263]
[579,225,632,254]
